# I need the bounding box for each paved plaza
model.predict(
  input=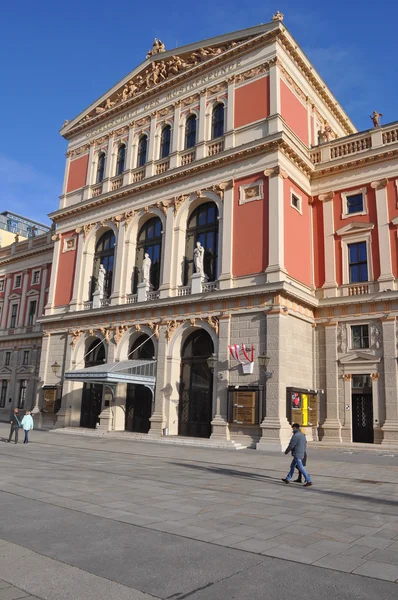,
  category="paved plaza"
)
[0,425,398,598]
